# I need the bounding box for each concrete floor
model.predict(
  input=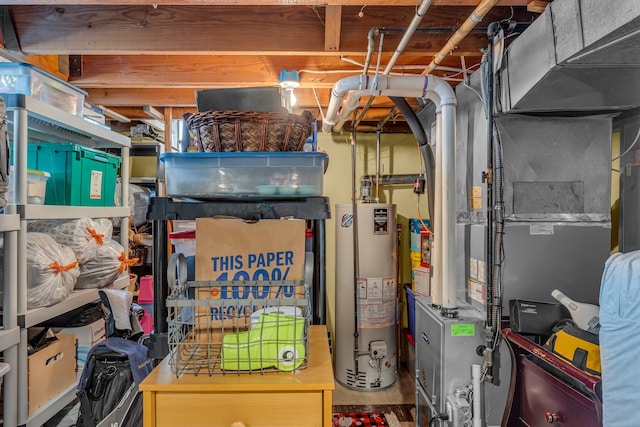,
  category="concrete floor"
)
[332,366,417,427]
